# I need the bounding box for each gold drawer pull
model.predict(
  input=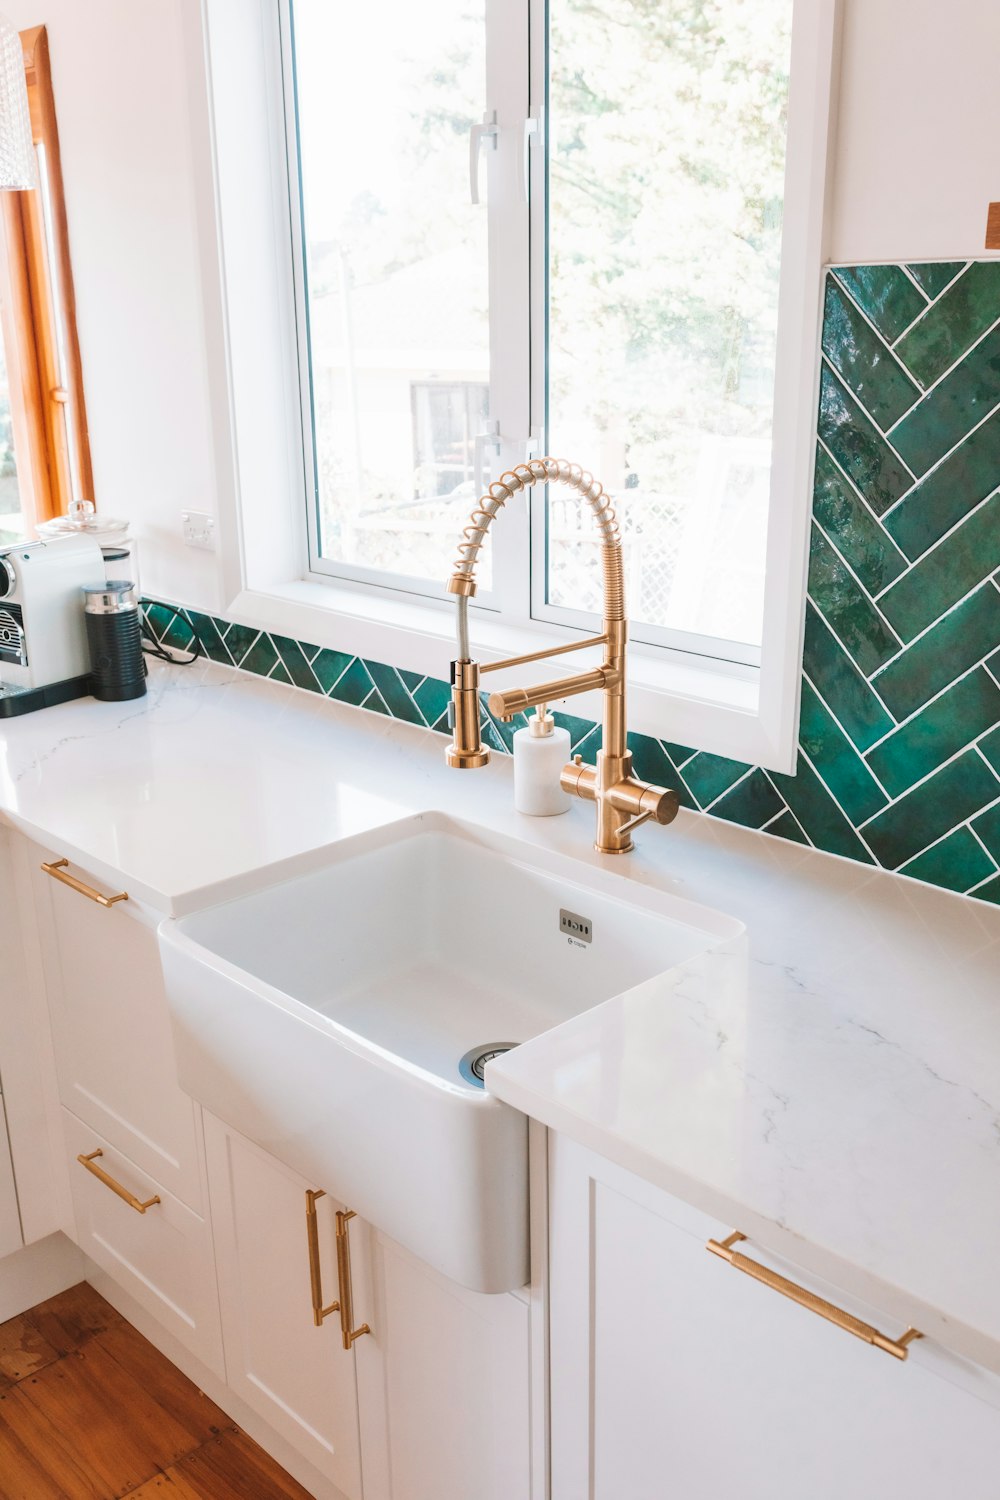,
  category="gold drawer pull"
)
[305,1189,340,1327]
[707,1232,922,1361]
[42,858,128,907]
[335,1209,371,1350]
[77,1150,160,1214]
